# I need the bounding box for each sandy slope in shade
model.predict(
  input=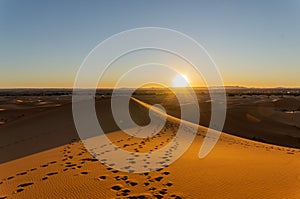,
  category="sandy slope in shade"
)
[0,98,300,198]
